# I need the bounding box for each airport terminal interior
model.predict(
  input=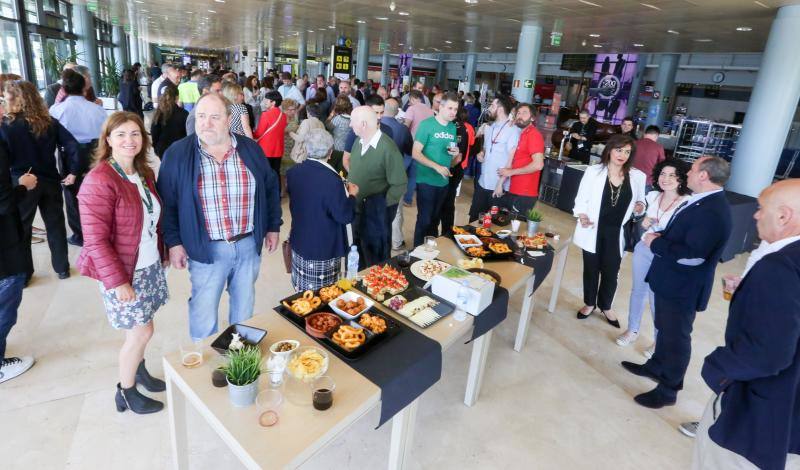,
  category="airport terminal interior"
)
[2,1,800,469]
